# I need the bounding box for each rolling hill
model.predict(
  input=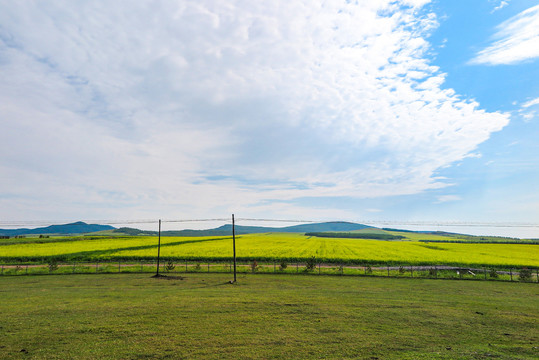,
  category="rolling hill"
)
[0,222,115,236]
